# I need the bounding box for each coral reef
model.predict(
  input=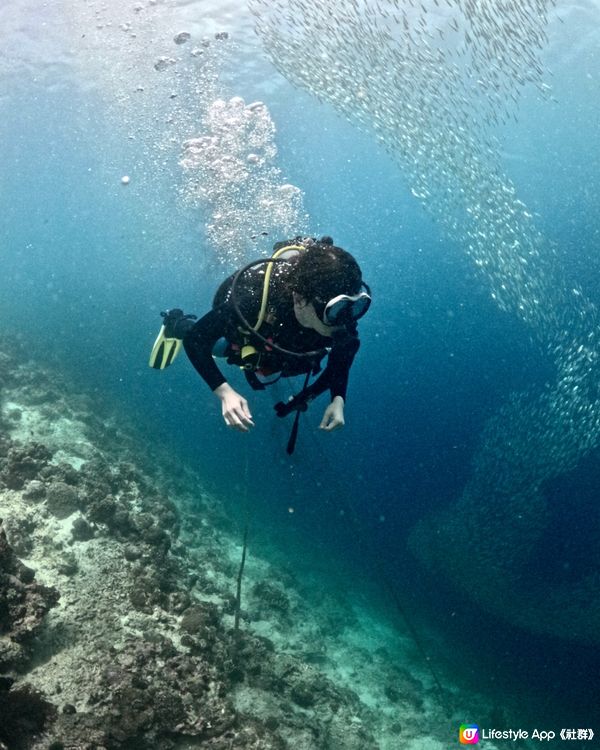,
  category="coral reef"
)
[0,338,503,749]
